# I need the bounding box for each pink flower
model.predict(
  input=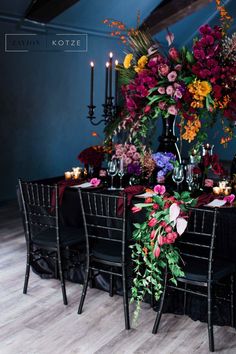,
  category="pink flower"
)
[153,246,161,258]
[166,31,174,46]
[224,194,235,204]
[166,85,174,96]
[169,47,179,61]
[158,64,170,76]
[129,145,137,153]
[131,206,142,213]
[158,87,165,94]
[167,71,177,82]
[174,89,182,99]
[158,235,165,246]
[153,203,159,210]
[144,105,151,113]
[150,230,157,240]
[175,64,182,71]
[168,105,178,115]
[158,101,166,110]
[165,225,172,233]
[90,178,101,187]
[154,184,166,195]
[133,152,140,160]
[204,179,214,187]
[148,218,158,227]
